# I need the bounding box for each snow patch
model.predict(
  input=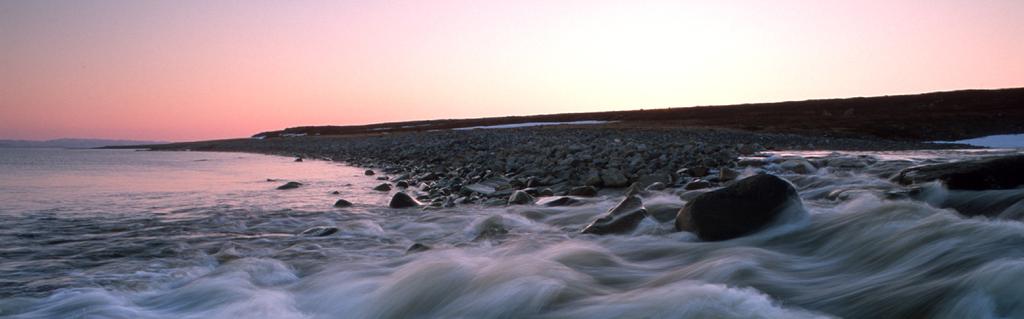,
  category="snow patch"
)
[934,134,1024,148]
[451,120,613,131]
